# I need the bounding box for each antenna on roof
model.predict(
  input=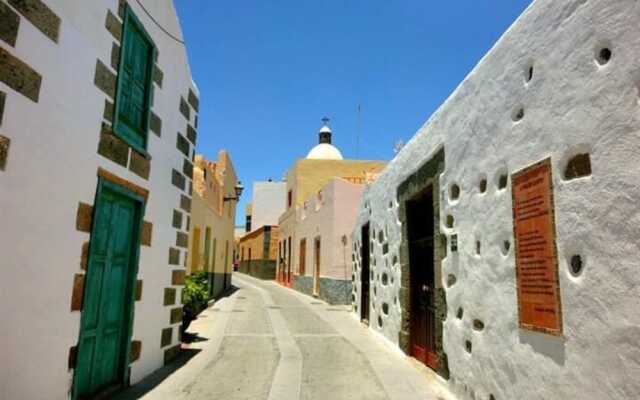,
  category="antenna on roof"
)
[356,104,362,159]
